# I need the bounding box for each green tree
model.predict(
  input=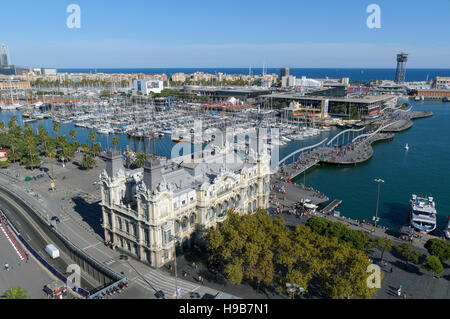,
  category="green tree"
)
[38,125,49,155]
[205,209,380,299]
[47,146,57,178]
[69,129,77,141]
[82,143,90,154]
[8,116,18,128]
[135,152,148,168]
[424,238,450,263]
[376,238,394,263]
[91,142,103,157]
[0,121,5,130]
[81,153,96,170]
[395,243,423,270]
[2,286,28,299]
[422,255,444,277]
[53,122,61,135]
[112,136,119,150]
[89,131,97,145]
[306,217,375,251]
